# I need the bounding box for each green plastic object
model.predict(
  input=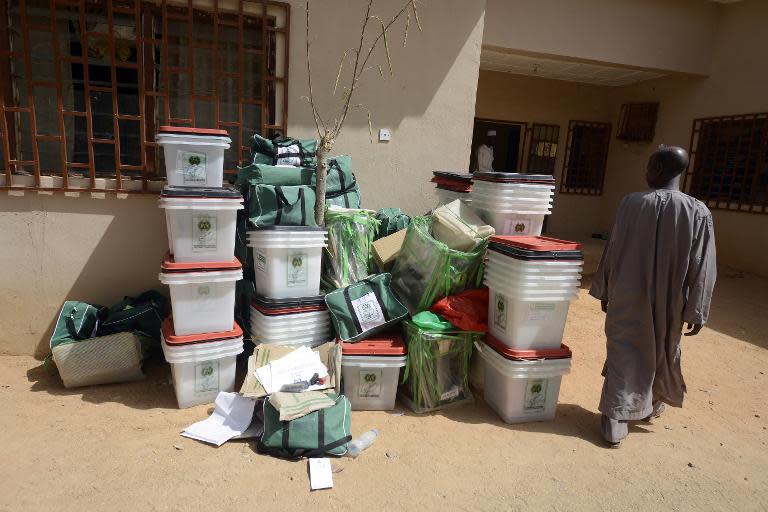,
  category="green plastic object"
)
[250,133,318,168]
[399,320,480,413]
[411,311,454,331]
[390,216,488,314]
[375,208,411,239]
[322,207,380,289]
